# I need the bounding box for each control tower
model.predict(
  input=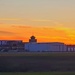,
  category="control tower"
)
[29,36,37,43]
